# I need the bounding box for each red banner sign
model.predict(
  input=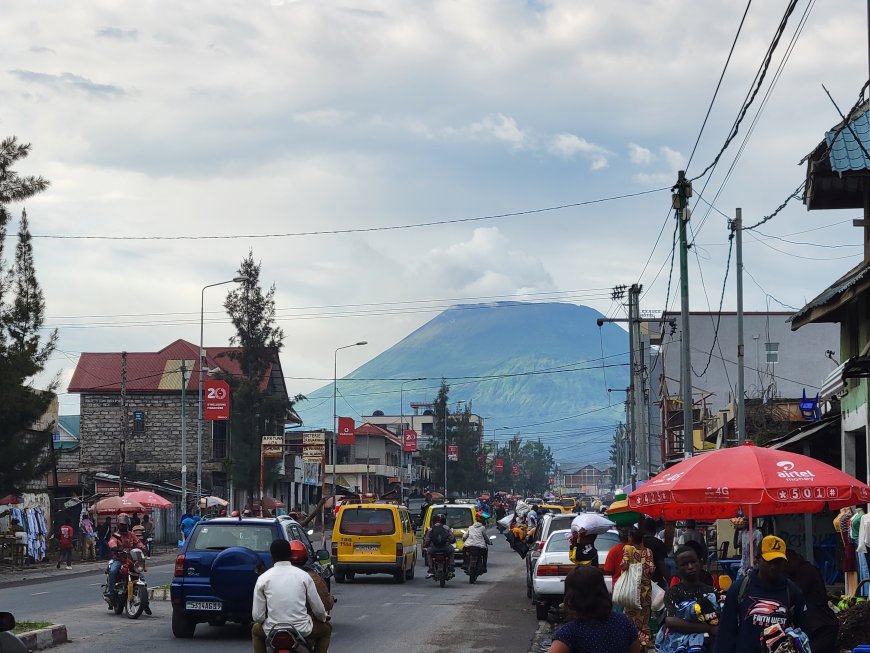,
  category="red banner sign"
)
[204,380,231,421]
[403,430,417,452]
[495,457,504,473]
[447,444,459,462]
[337,417,355,445]
[512,463,520,478]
